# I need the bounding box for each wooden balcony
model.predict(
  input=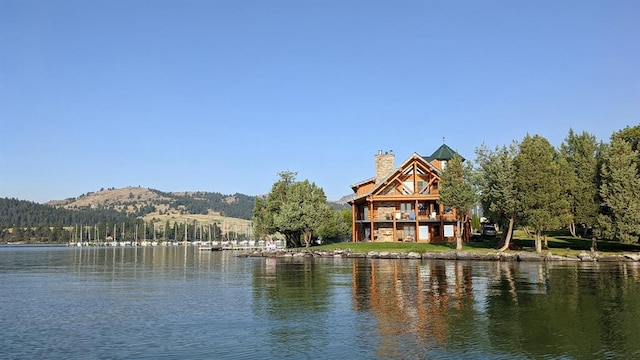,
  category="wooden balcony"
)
[356,212,456,223]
